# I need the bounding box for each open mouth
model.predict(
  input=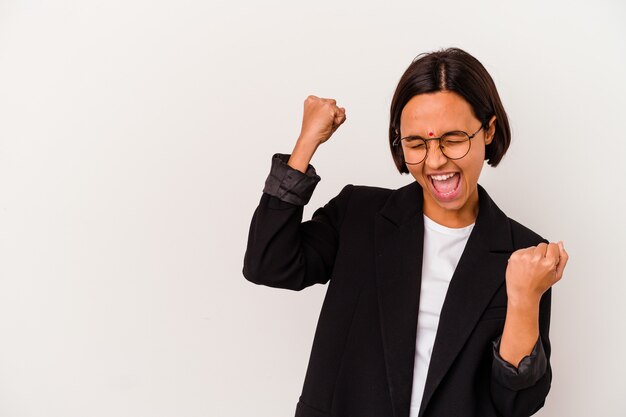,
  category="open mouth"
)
[429,172,461,199]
